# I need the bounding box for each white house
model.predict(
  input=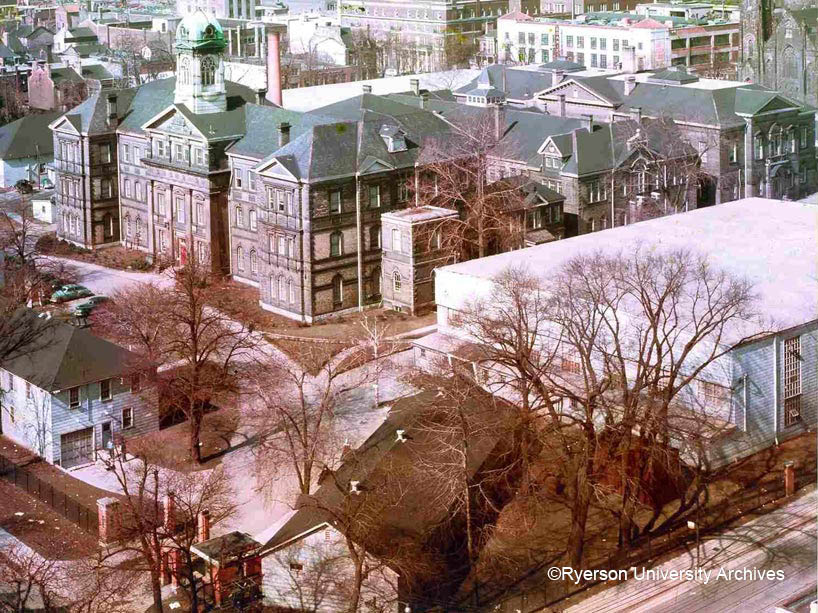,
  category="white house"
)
[0,309,159,468]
